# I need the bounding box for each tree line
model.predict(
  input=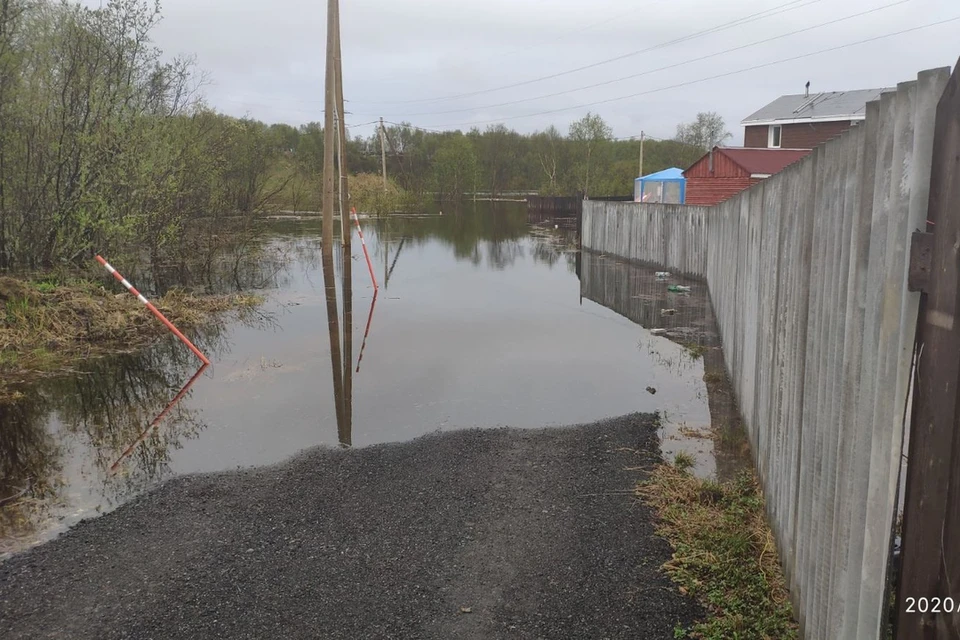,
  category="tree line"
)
[269,114,708,206]
[0,0,720,271]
